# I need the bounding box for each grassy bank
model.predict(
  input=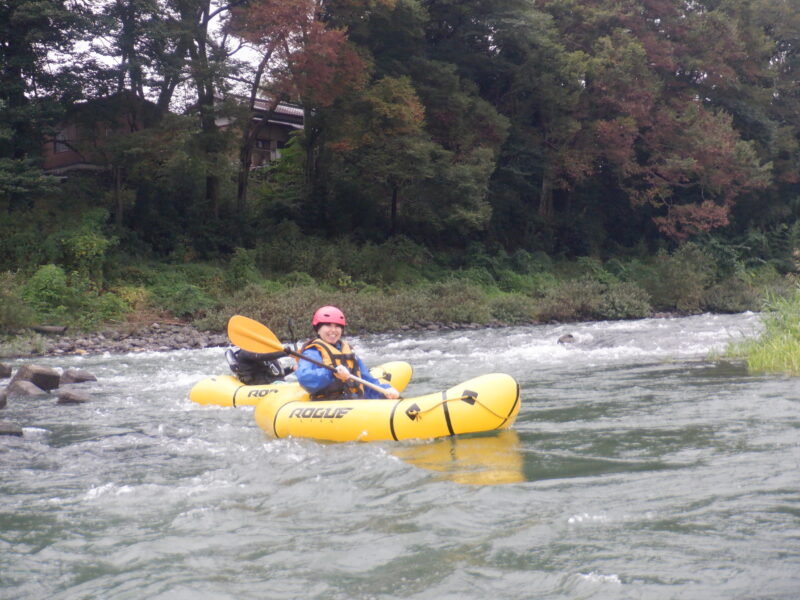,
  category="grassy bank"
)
[1,236,796,351]
[725,289,800,375]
